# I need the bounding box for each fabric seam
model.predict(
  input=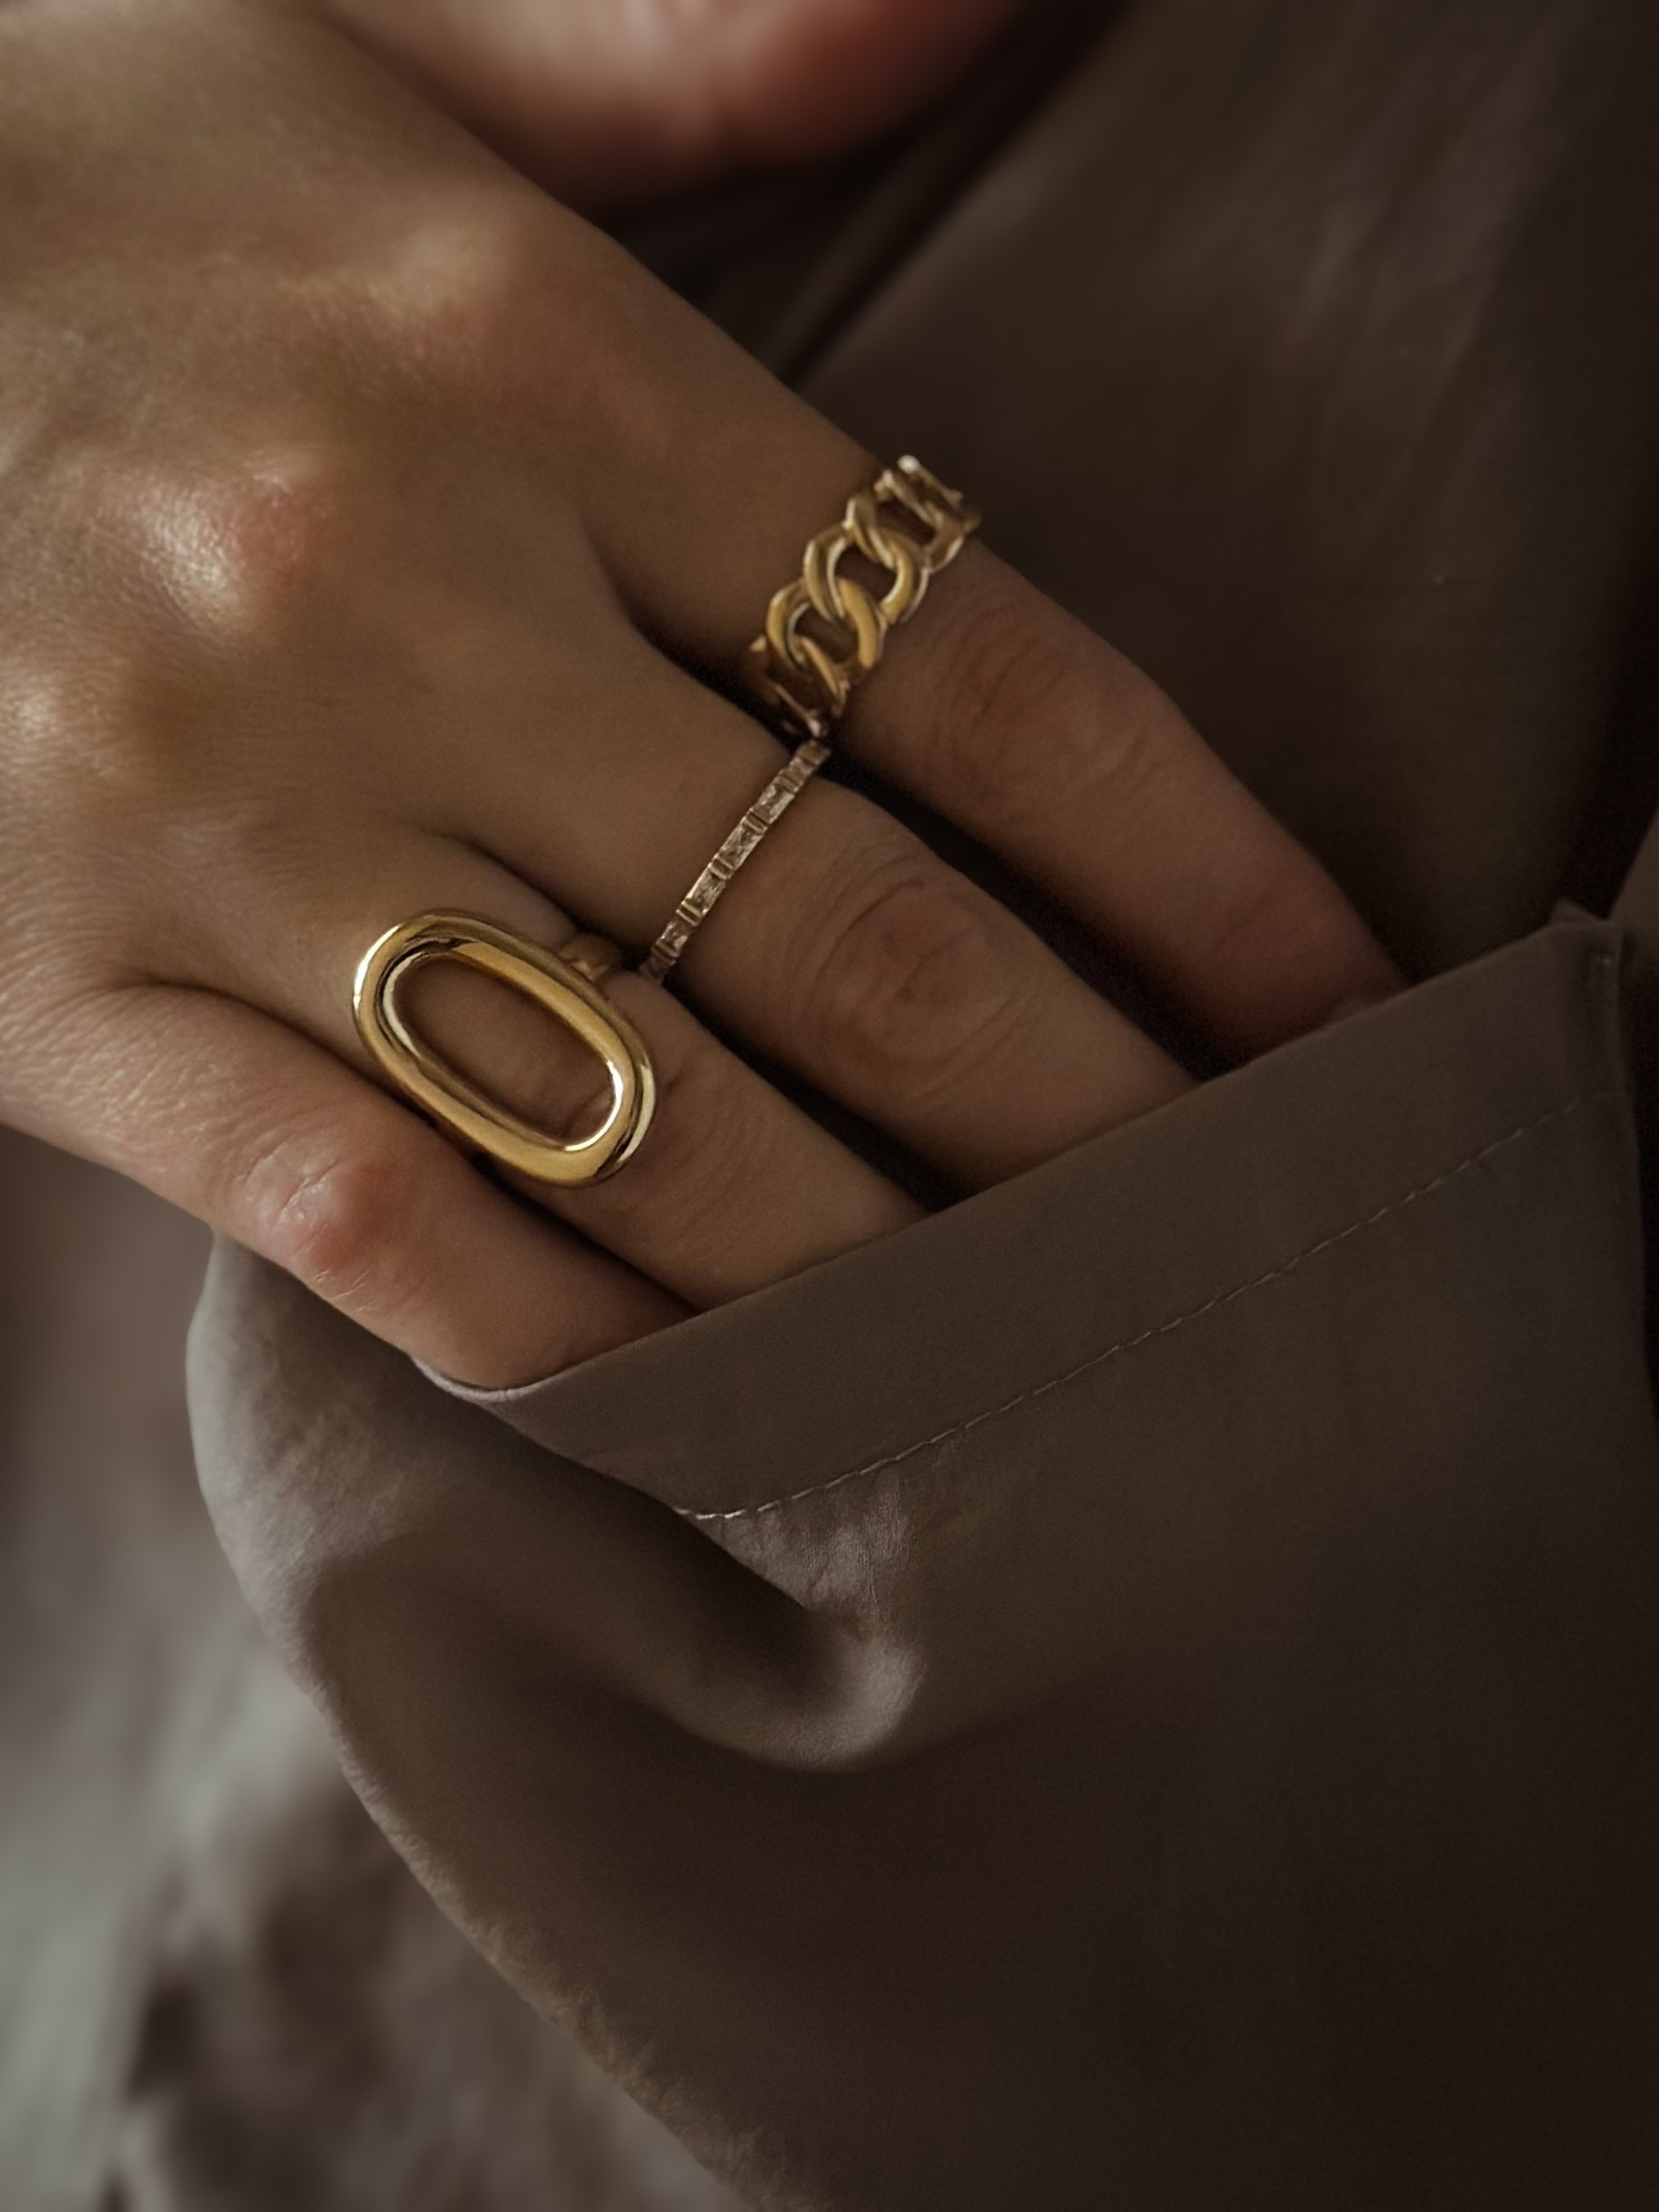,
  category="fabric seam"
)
[679,1087,1620,1526]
